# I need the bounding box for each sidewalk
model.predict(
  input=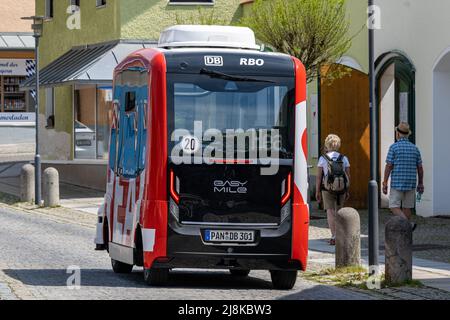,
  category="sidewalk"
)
[0,168,103,215]
[308,205,450,298]
[308,238,450,292]
[0,143,34,164]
